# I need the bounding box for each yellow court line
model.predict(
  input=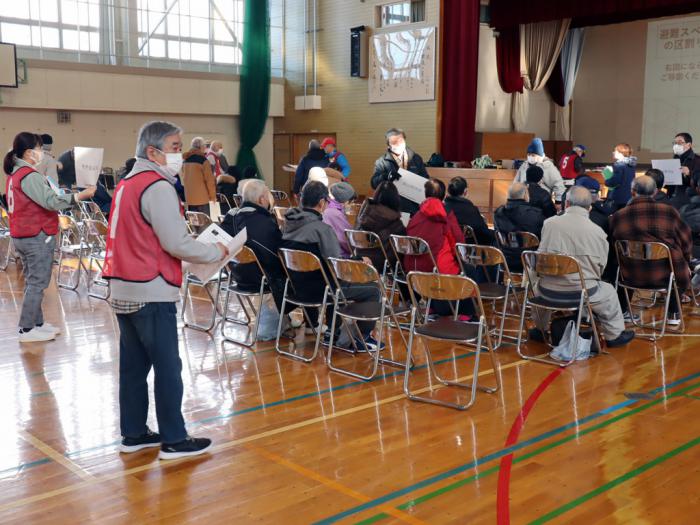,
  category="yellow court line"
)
[18,431,96,481]
[0,358,527,513]
[246,444,429,525]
